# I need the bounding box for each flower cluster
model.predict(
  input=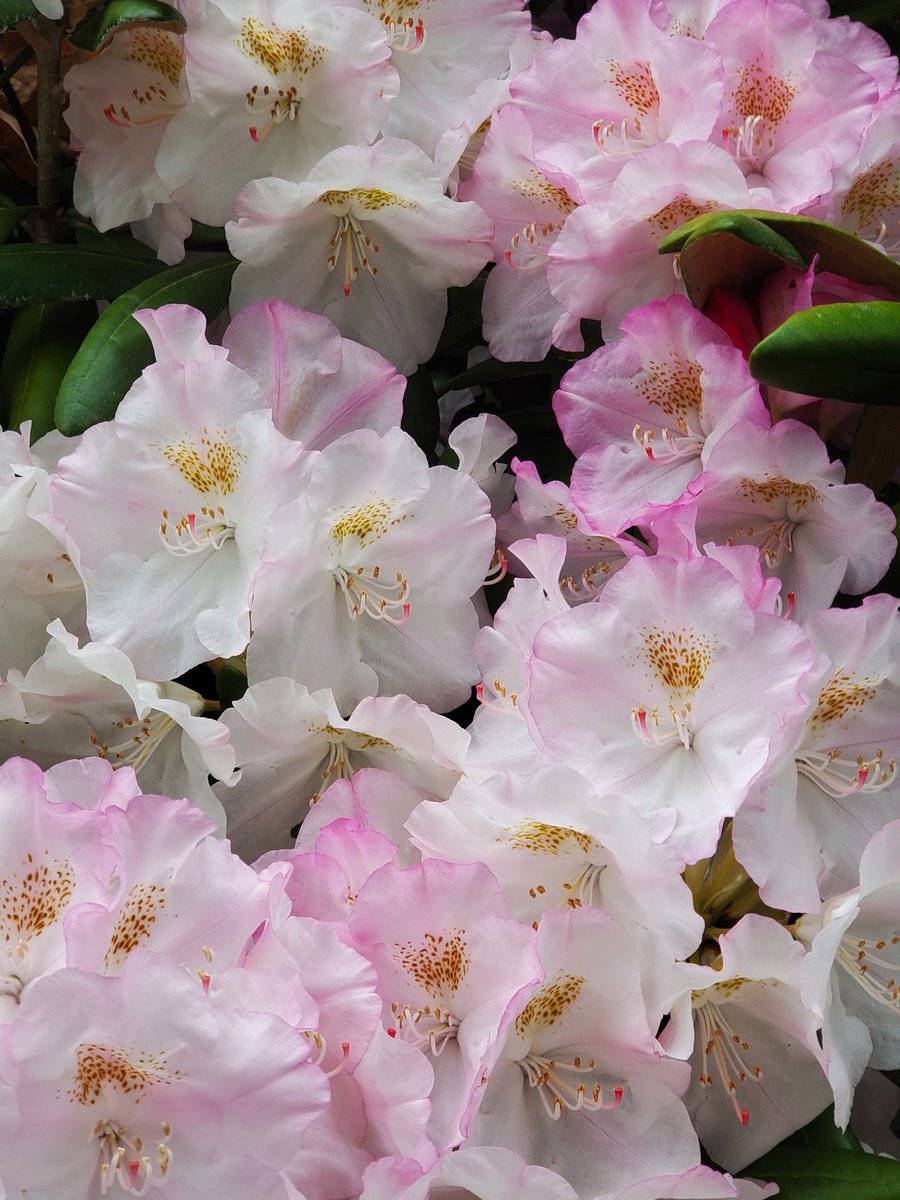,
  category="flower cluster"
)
[0,0,899,1196]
